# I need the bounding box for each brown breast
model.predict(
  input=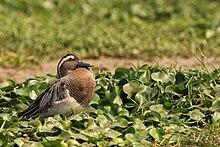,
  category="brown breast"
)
[65,68,96,106]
